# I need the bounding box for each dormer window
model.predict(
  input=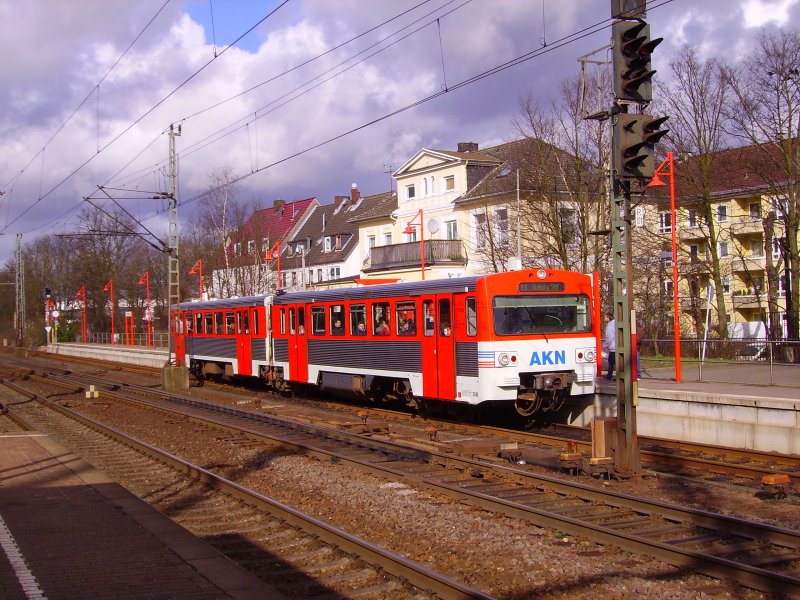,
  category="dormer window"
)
[234,242,242,257]
[335,235,343,250]
[247,240,256,254]
[324,236,332,252]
